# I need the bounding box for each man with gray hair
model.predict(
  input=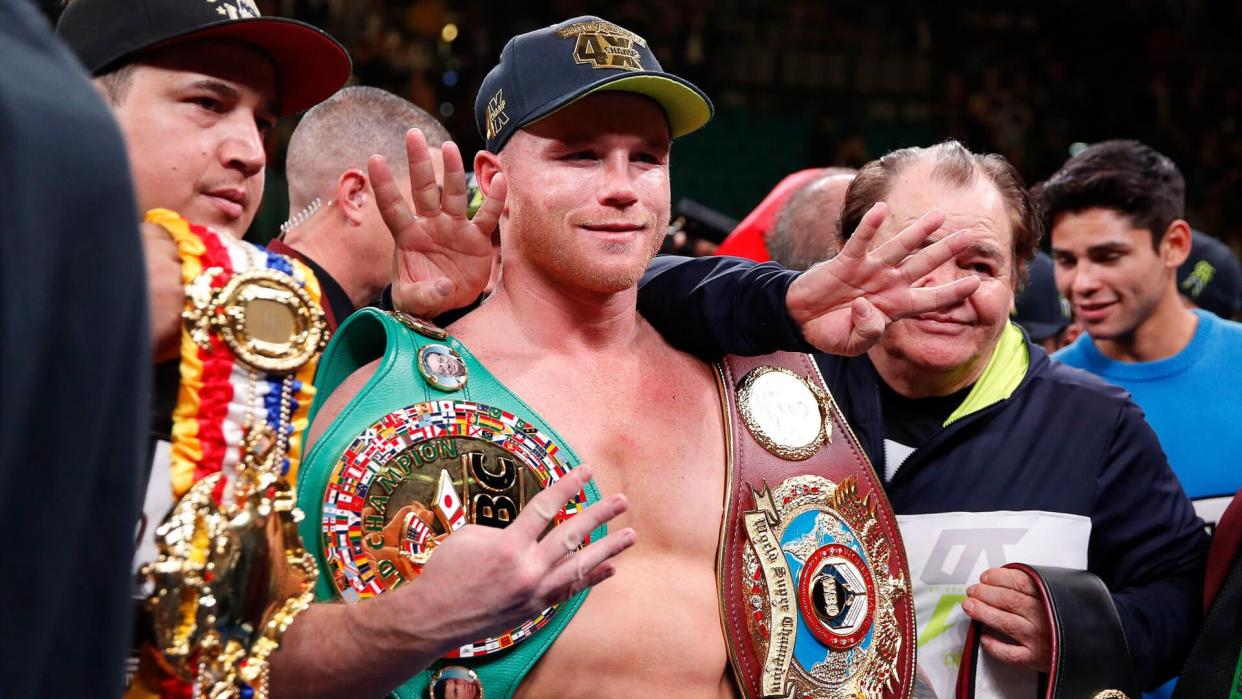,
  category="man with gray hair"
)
[637,139,1207,697]
[766,167,856,270]
[274,85,465,326]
